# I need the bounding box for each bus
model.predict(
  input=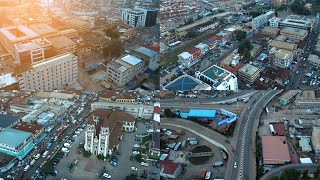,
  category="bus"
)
[266,107,269,115]
[173,142,181,151]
